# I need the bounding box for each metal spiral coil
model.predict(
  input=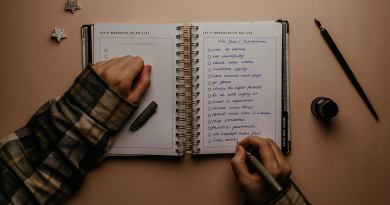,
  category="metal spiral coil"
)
[176,116,200,122]
[175,149,186,154]
[176,59,199,64]
[176,100,200,105]
[176,26,198,30]
[176,140,200,146]
[176,84,199,88]
[176,124,200,130]
[176,67,199,72]
[175,24,201,155]
[176,76,199,81]
[176,92,199,97]
[176,42,198,47]
[176,51,199,56]
[176,34,199,39]
[176,108,200,114]
[191,148,201,154]
[176,132,200,138]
